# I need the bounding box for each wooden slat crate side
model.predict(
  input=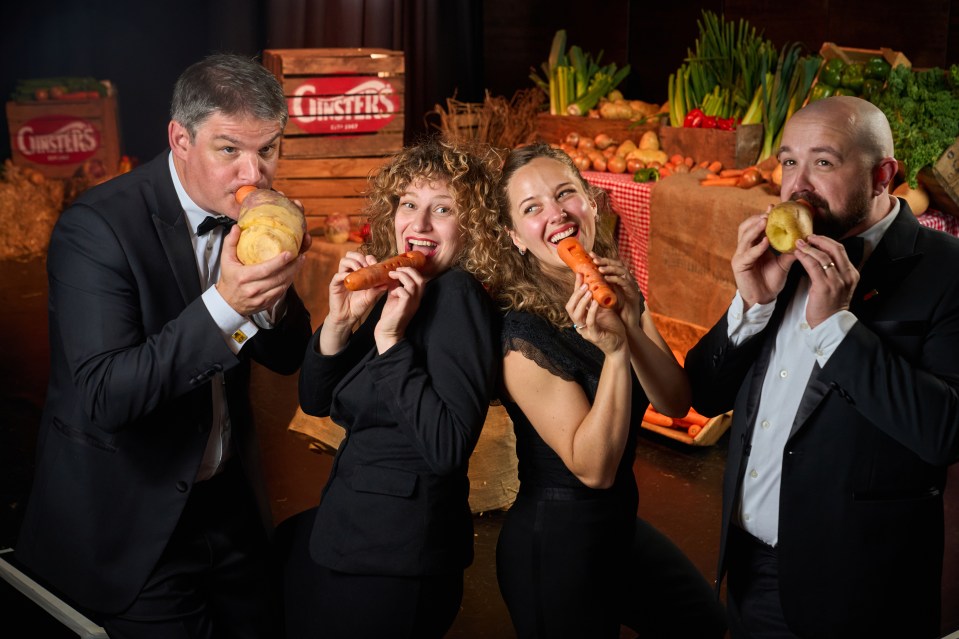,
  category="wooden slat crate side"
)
[535,113,659,146]
[305,213,369,234]
[281,129,405,159]
[299,197,370,218]
[277,156,388,179]
[264,49,404,76]
[283,113,405,139]
[273,177,370,198]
